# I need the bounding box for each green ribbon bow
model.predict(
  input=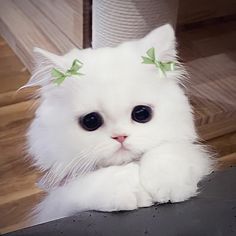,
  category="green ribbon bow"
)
[141,47,175,75]
[51,59,83,85]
